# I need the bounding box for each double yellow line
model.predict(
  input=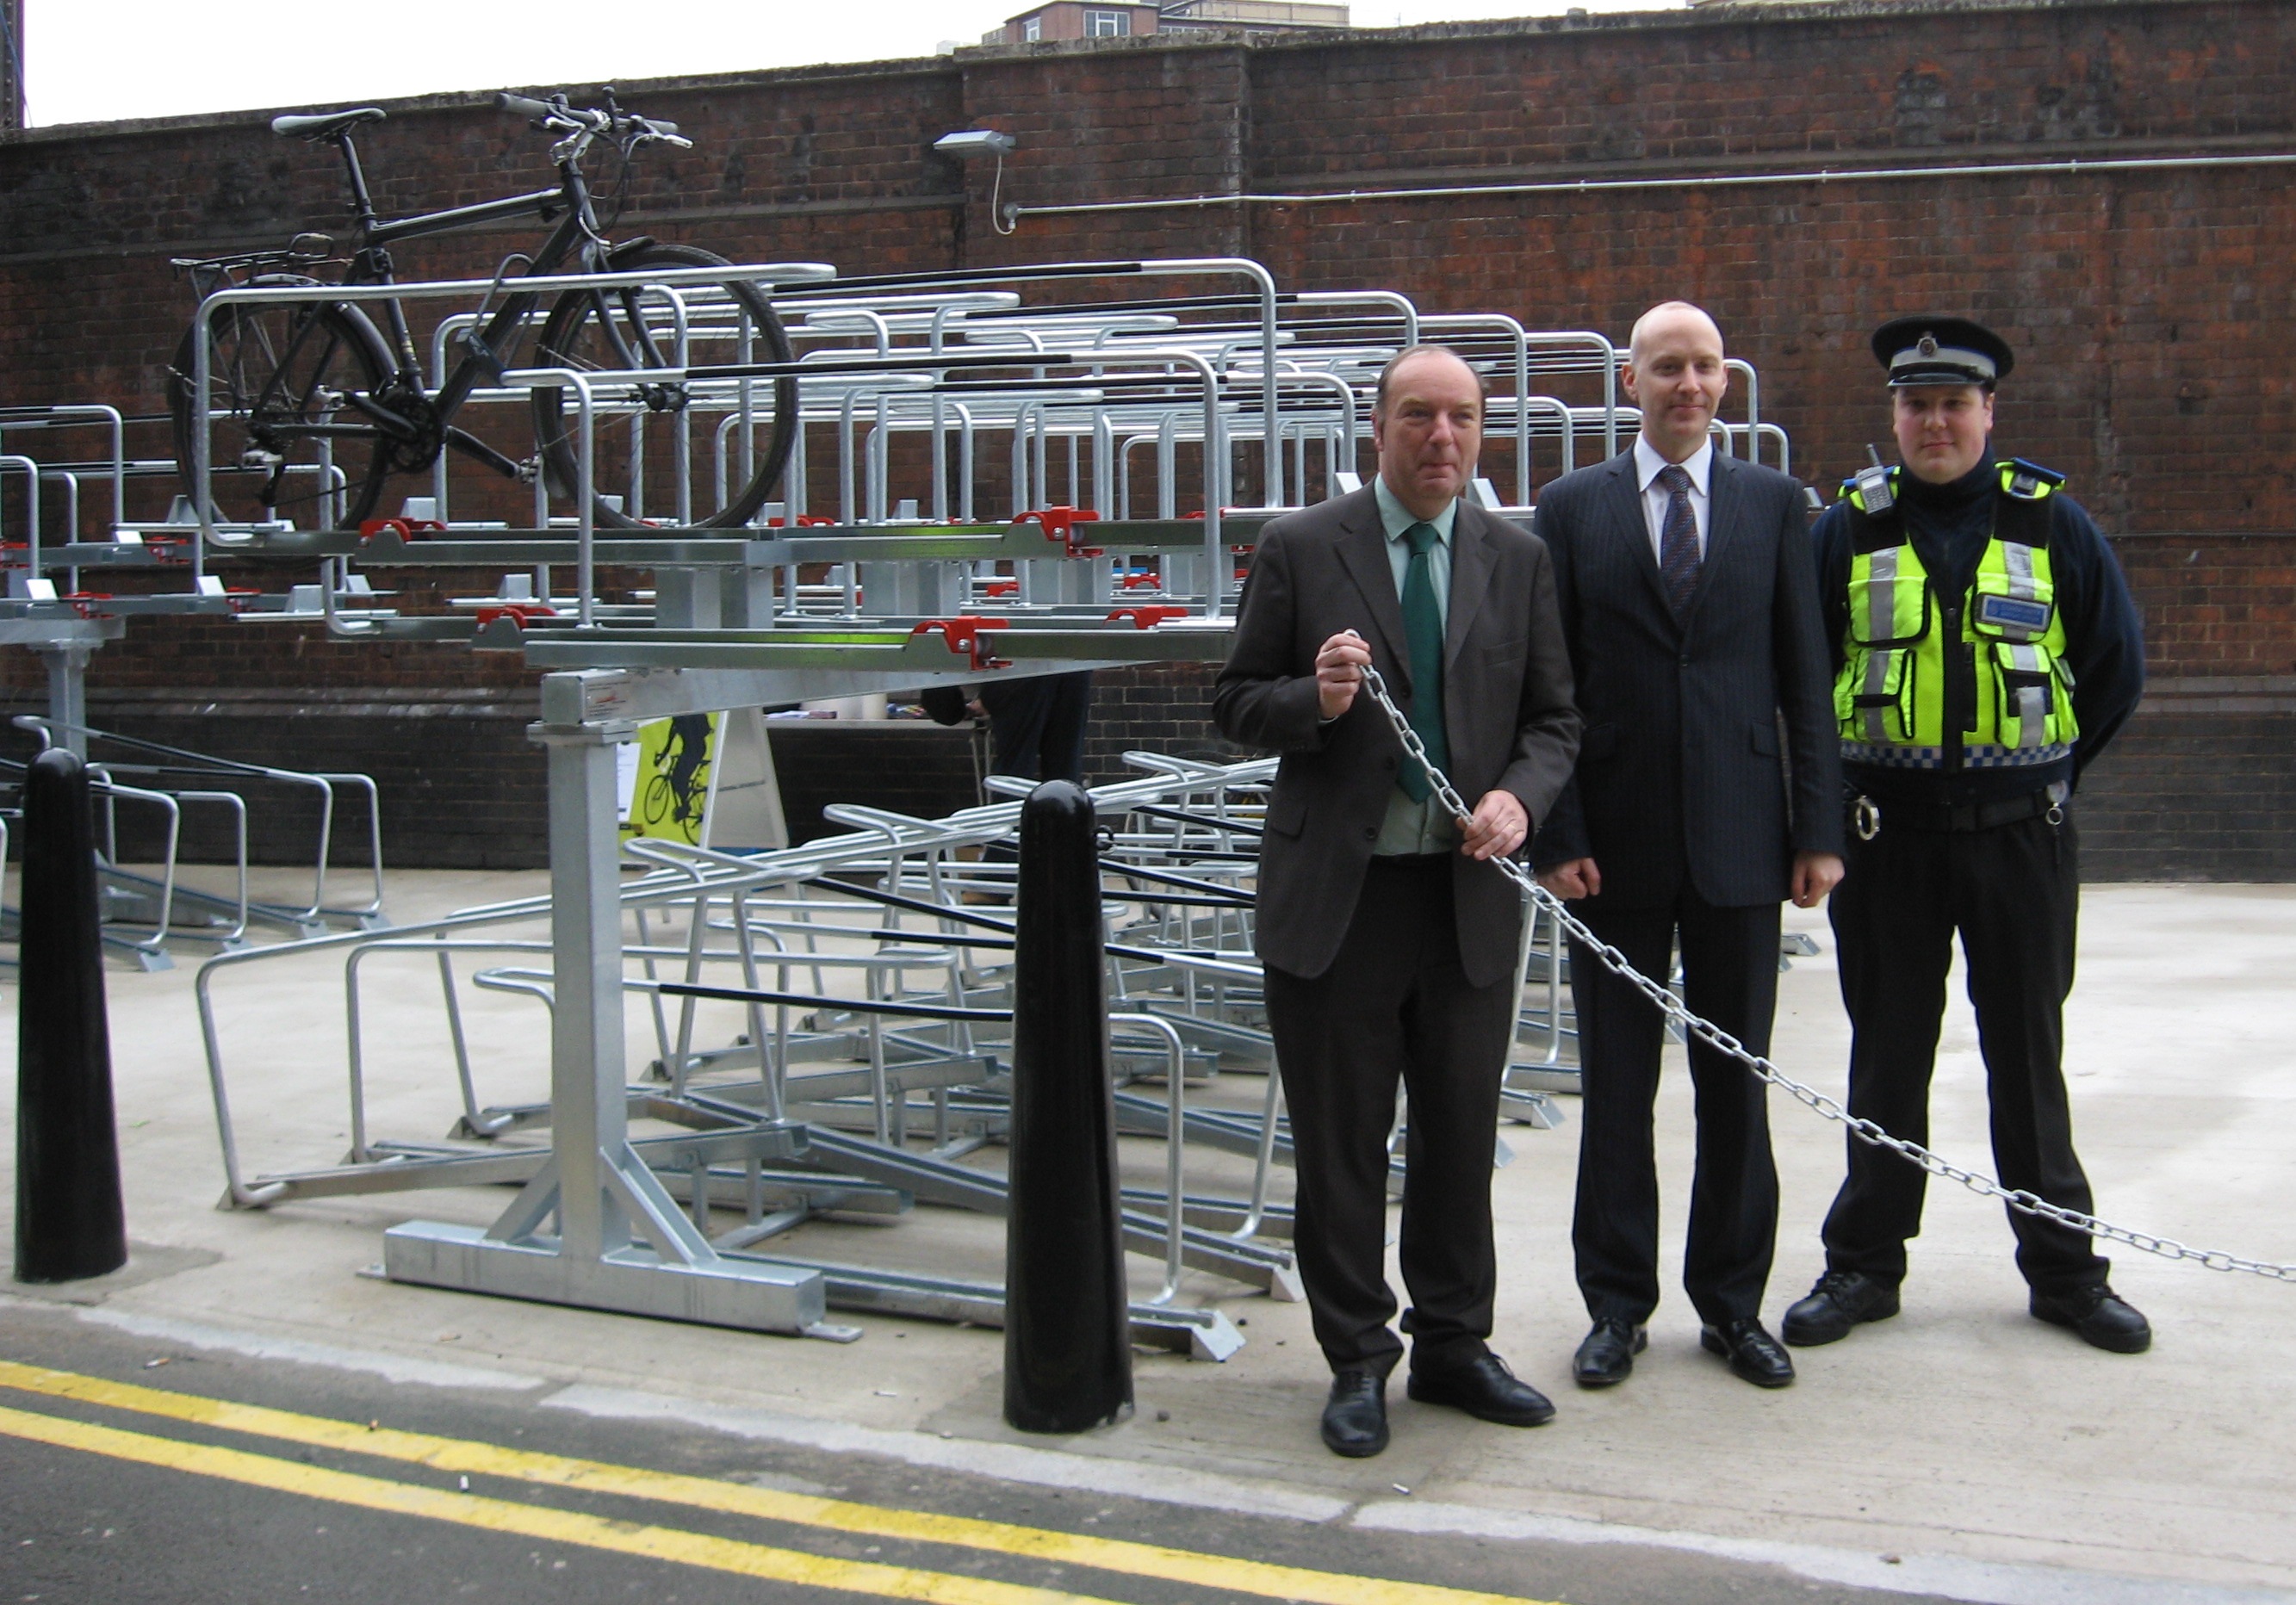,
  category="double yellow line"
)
[0,1360,1558,1605]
